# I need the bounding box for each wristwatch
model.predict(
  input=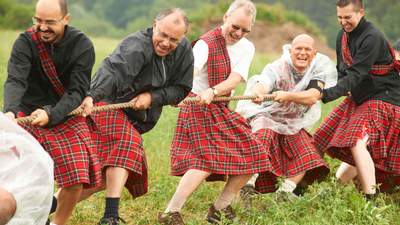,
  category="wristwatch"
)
[211,87,219,96]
